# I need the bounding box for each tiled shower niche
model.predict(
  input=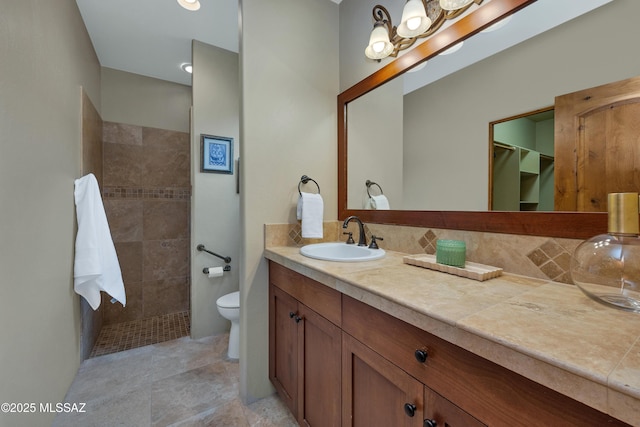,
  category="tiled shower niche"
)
[101,122,191,326]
